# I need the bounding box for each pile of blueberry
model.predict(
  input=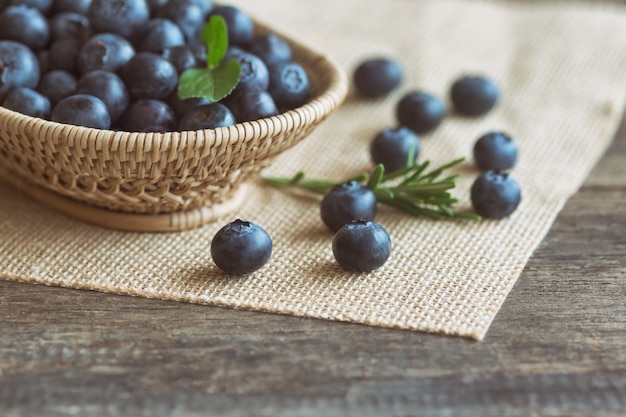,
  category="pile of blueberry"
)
[210,58,523,277]
[0,0,310,132]
[353,56,521,220]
